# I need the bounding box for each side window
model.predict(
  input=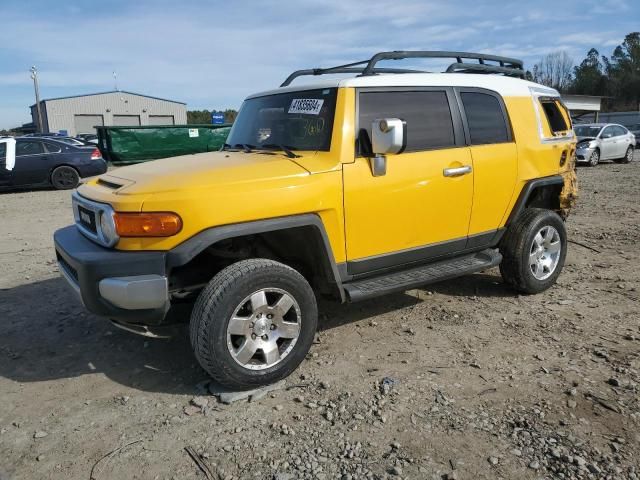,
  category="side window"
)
[613,126,627,137]
[460,92,510,145]
[358,90,455,154]
[44,142,62,153]
[601,126,615,138]
[16,140,44,156]
[540,100,569,135]
[0,143,6,159]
